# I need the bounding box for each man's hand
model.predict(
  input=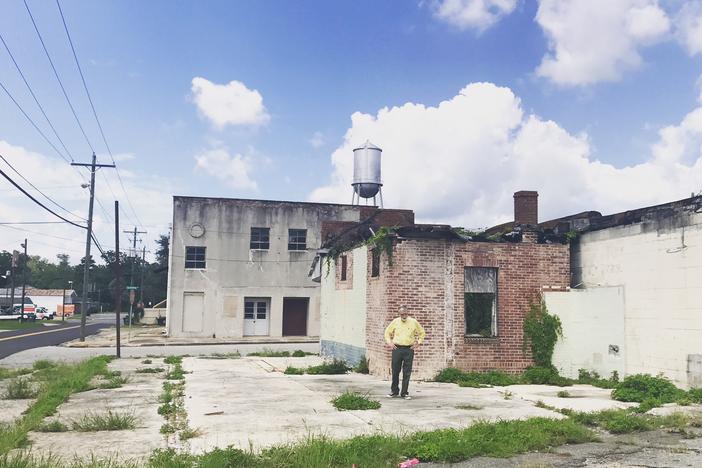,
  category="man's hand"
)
[410,342,421,350]
[387,343,397,350]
